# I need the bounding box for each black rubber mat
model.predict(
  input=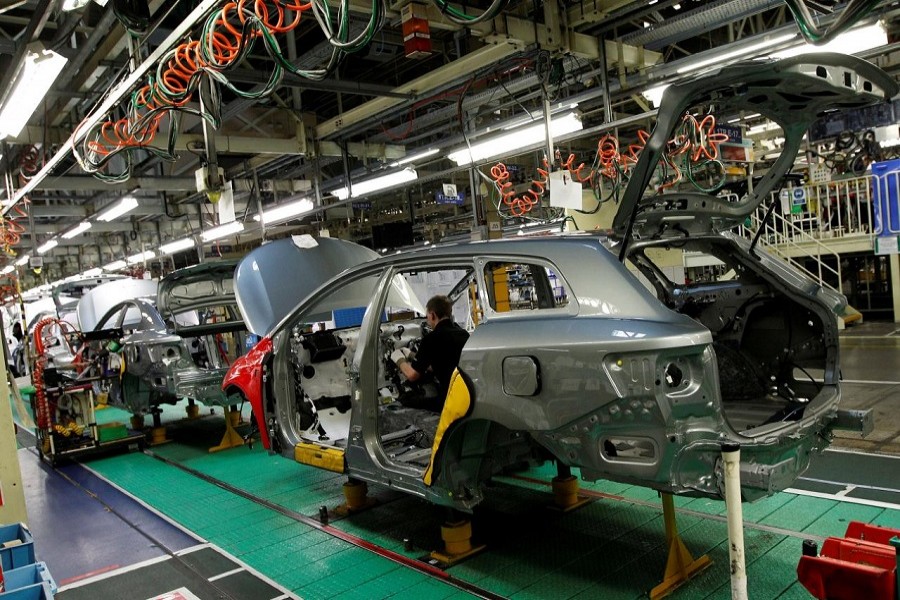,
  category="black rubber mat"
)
[57,544,289,600]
